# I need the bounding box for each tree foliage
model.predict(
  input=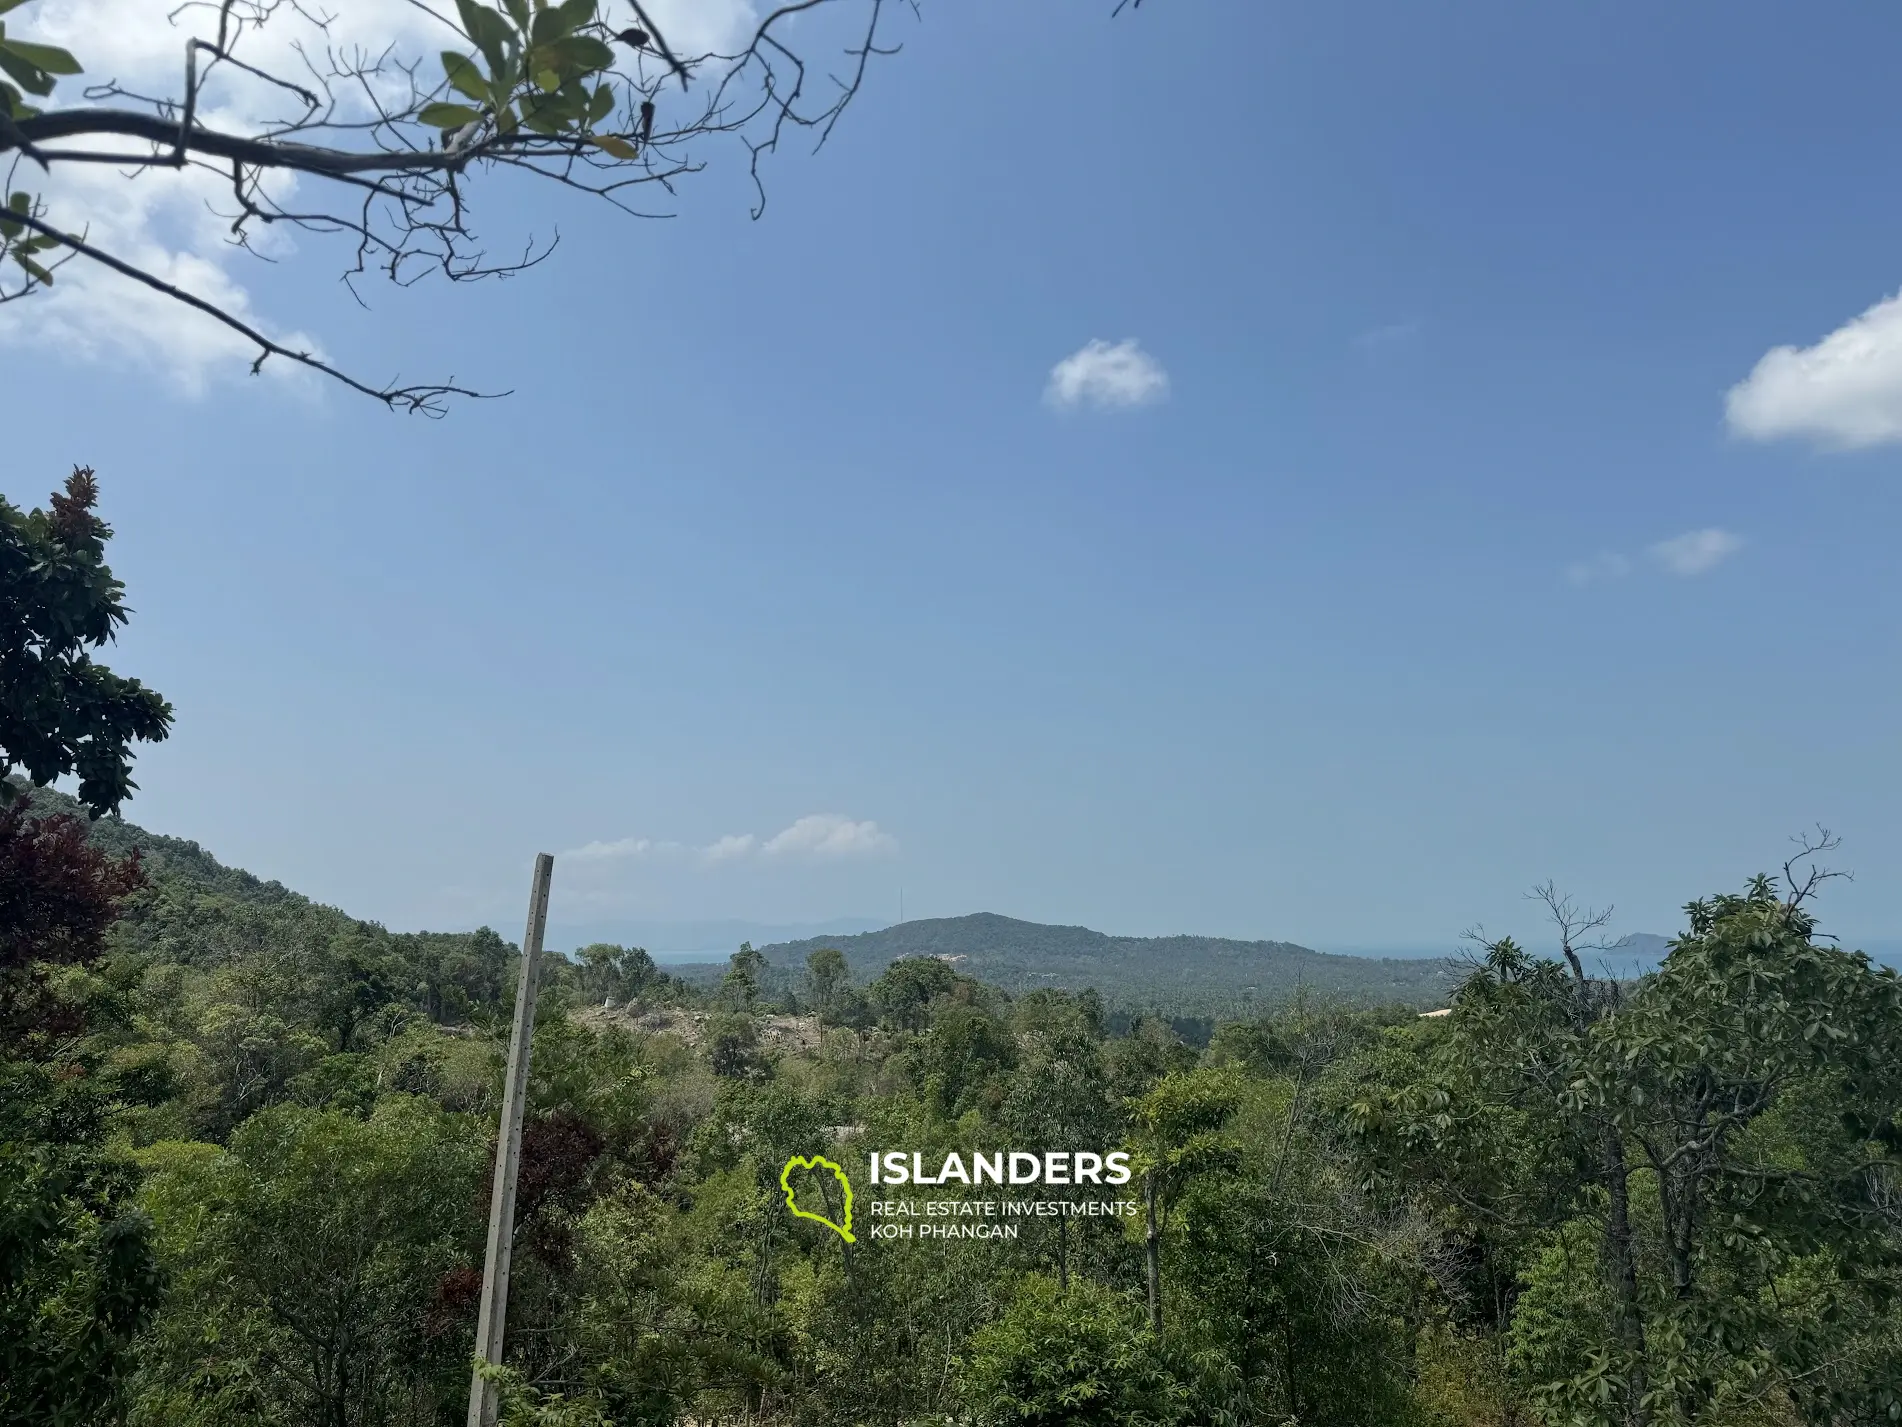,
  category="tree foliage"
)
[14,738,1902,1426]
[0,467,171,817]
